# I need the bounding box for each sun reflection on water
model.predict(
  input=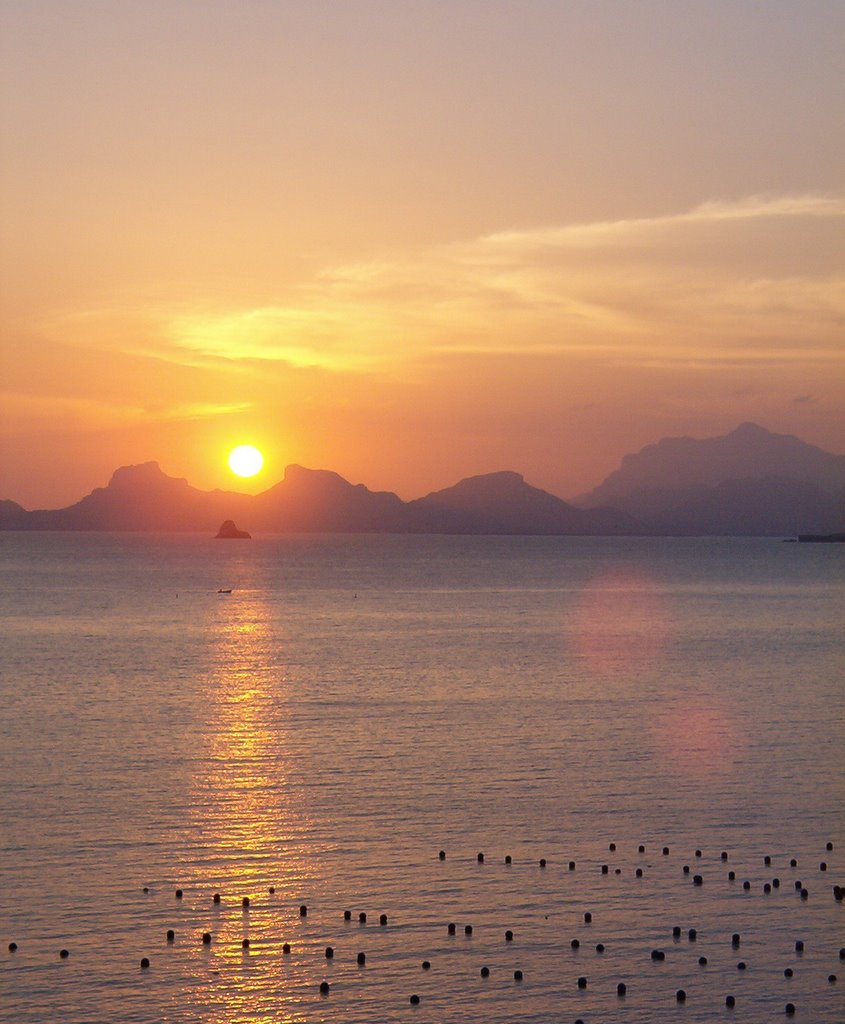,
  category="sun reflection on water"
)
[175,588,315,1022]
